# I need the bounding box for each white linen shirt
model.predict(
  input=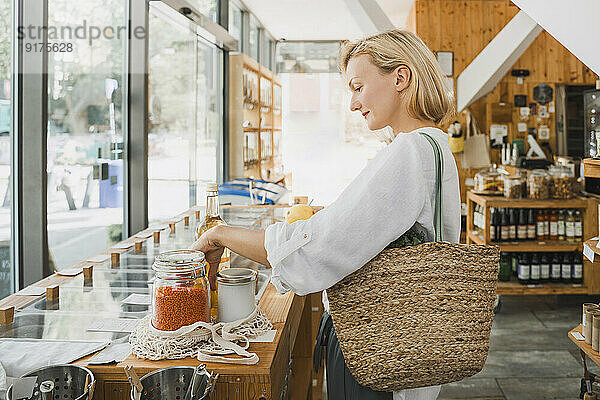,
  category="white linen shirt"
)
[264,127,461,400]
